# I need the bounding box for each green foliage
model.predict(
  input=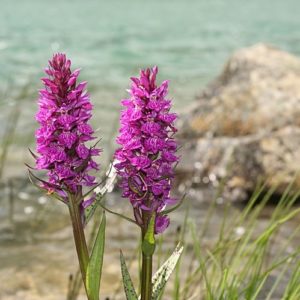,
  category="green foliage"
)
[84,194,105,226]
[120,251,139,300]
[151,244,183,300]
[117,183,299,300]
[174,184,300,300]
[86,213,106,300]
